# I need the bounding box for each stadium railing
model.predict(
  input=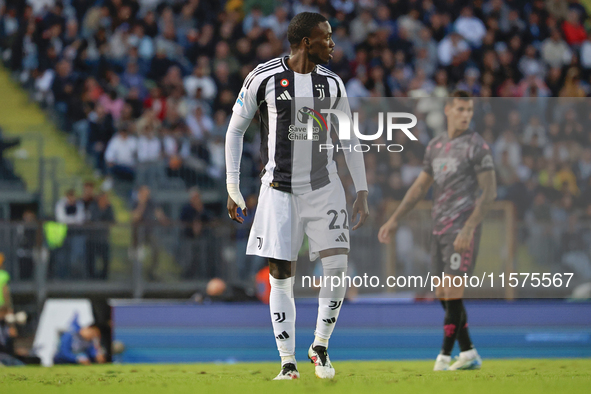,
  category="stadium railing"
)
[4,221,234,305]
[4,202,587,305]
